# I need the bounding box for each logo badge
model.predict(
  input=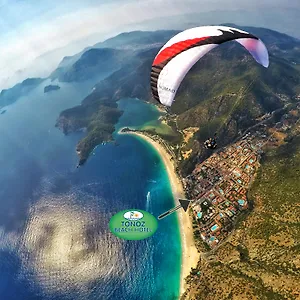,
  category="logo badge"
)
[109,209,158,240]
[123,211,143,220]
